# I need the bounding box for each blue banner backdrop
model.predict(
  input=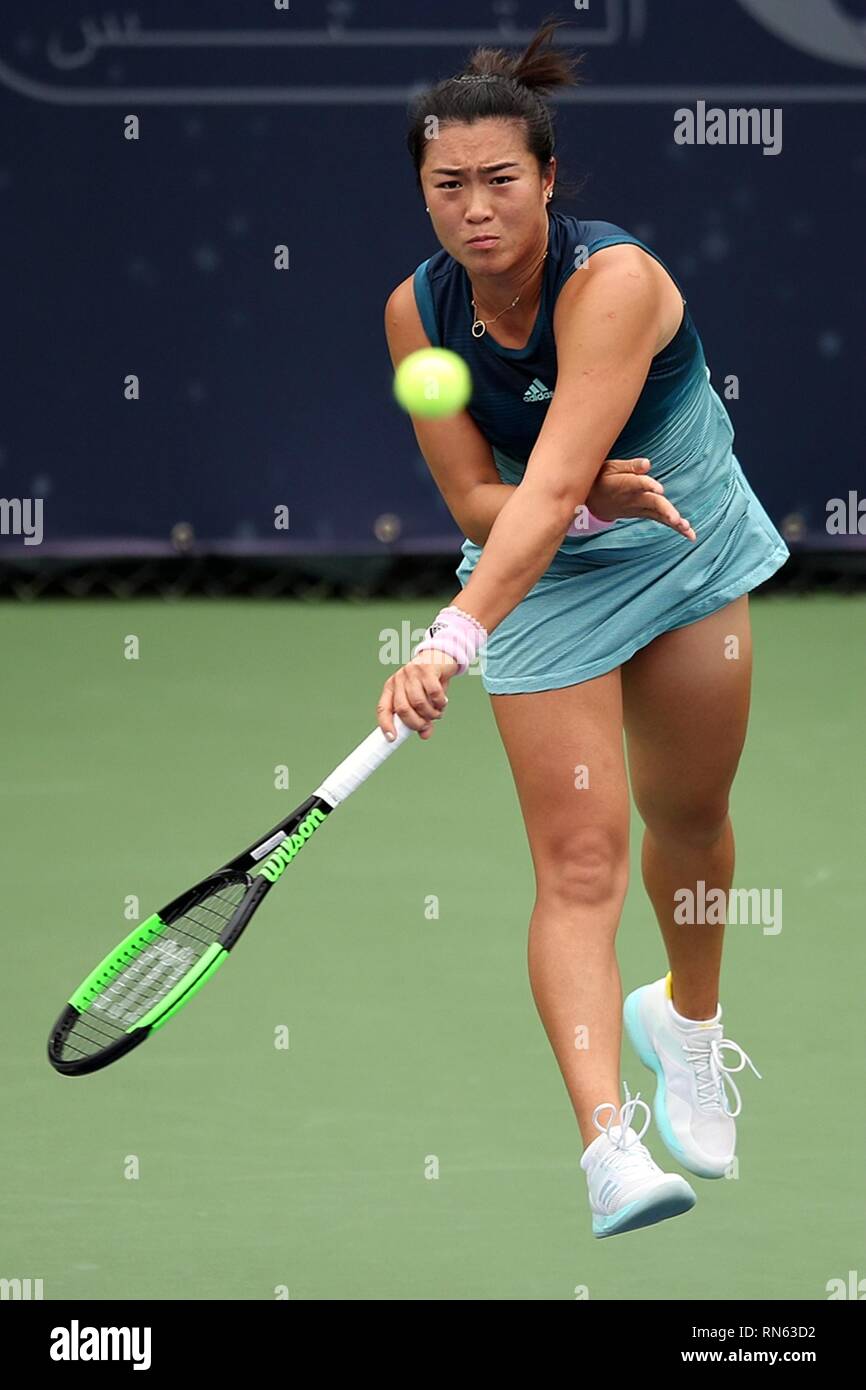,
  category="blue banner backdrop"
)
[0,0,862,554]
